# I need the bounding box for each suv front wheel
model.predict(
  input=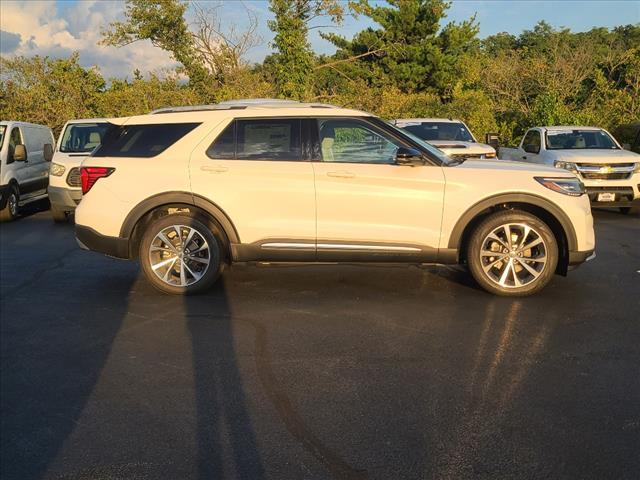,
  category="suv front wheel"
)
[467,210,558,296]
[139,213,223,294]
